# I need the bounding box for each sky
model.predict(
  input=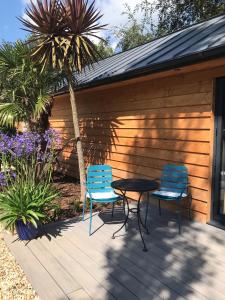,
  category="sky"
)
[0,0,153,43]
